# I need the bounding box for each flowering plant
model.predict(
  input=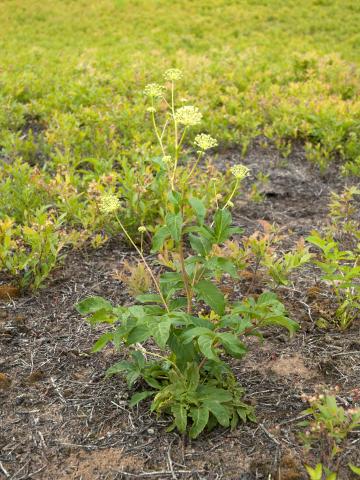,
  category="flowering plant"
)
[76,70,298,437]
